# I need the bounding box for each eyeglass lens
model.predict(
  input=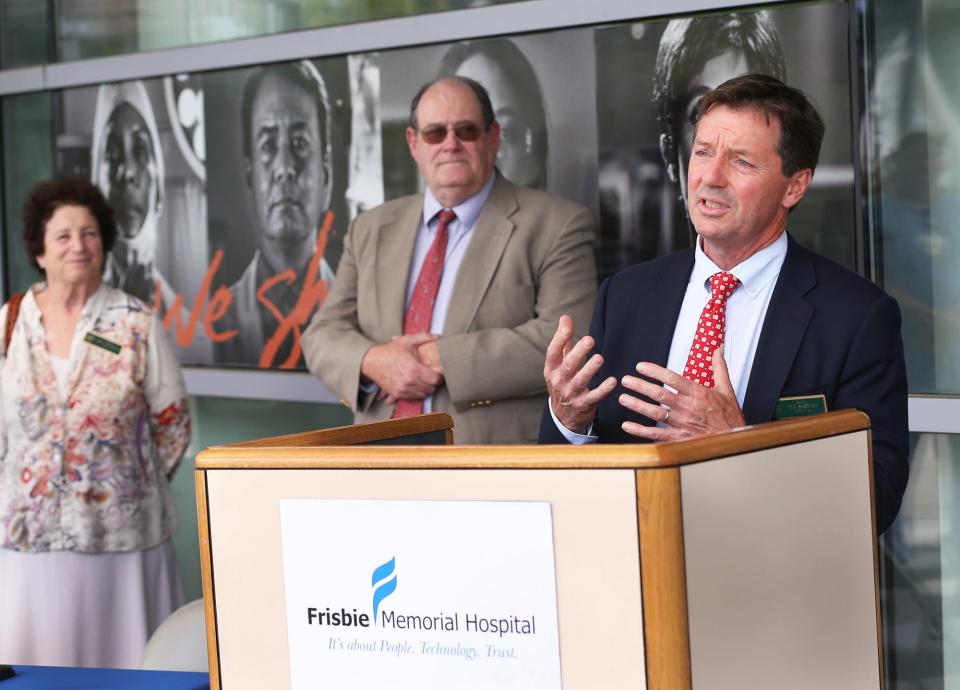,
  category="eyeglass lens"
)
[419,124,483,144]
